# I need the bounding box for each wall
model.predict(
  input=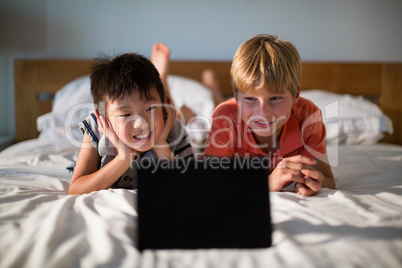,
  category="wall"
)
[1,0,402,137]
